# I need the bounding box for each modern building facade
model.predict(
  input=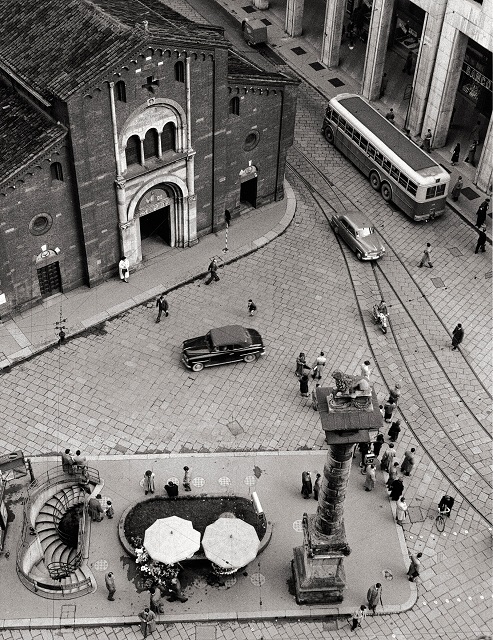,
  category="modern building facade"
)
[0,0,298,315]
